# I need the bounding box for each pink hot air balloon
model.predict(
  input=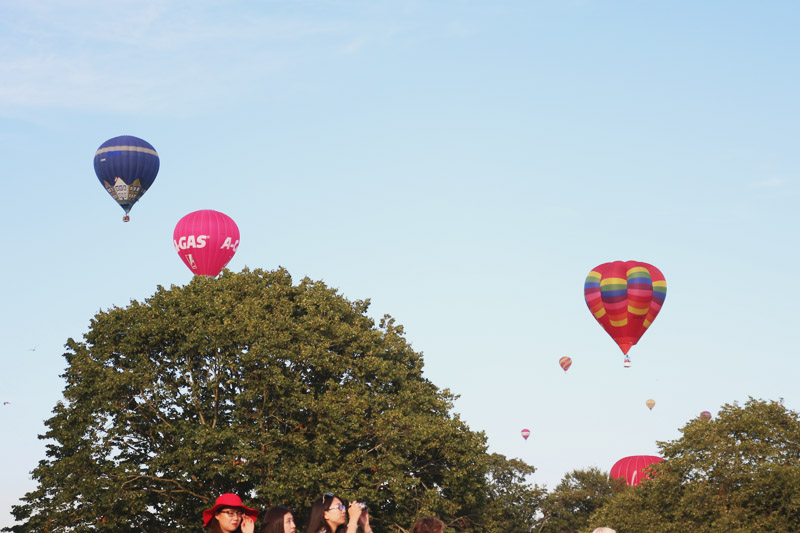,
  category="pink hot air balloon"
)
[521,428,531,440]
[700,411,712,420]
[559,356,573,372]
[173,210,240,277]
[610,455,664,487]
